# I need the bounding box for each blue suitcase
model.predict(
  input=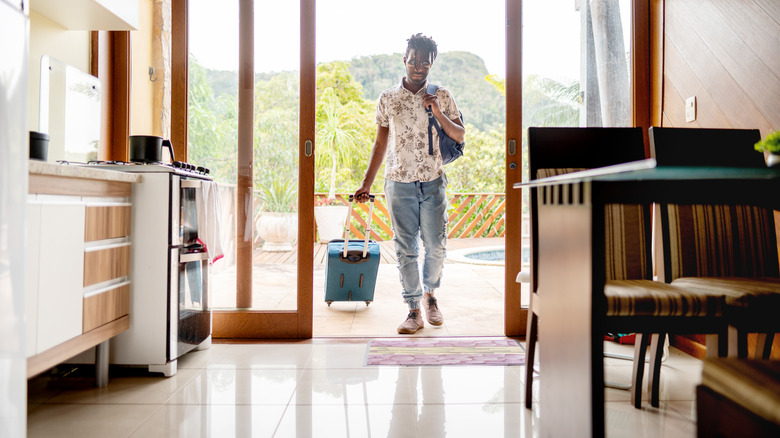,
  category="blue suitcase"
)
[324,195,379,306]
